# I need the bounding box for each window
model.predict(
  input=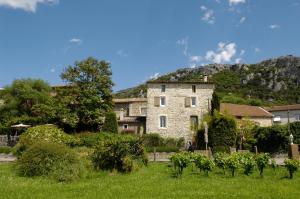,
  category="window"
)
[123,124,128,129]
[161,85,166,92]
[160,96,166,106]
[191,97,197,107]
[141,107,147,115]
[192,85,196,93]
[160,116,167,128]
